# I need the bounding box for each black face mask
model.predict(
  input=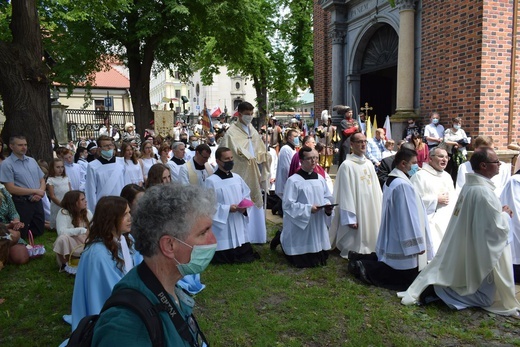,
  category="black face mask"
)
[222,160,234,171]
[180,138,188,145]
